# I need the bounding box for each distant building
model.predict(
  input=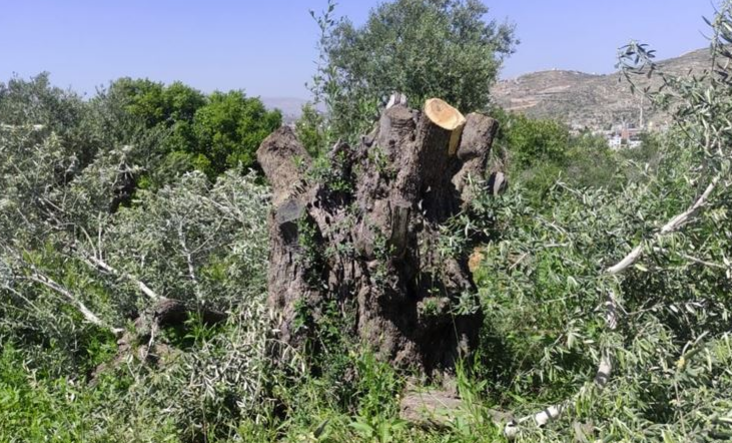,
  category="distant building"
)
[606,123,643,150]
[609,135,623,149]
[621,126,642,141]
